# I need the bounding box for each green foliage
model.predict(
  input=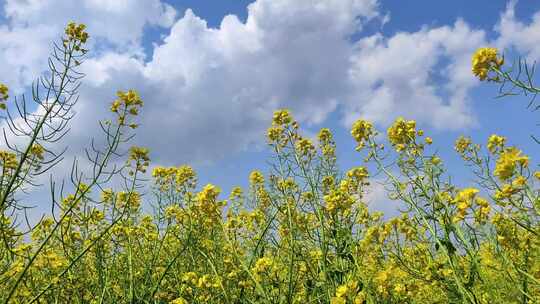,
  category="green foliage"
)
[0,27,538,304]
